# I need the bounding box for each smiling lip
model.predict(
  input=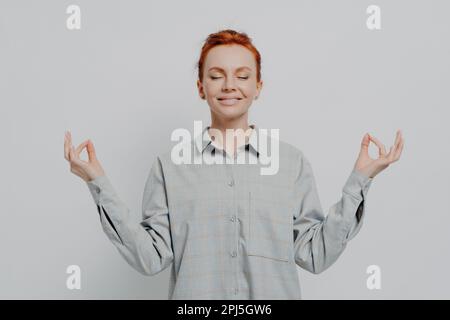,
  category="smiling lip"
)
[217,98,241,106]
[217,97,242,106]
